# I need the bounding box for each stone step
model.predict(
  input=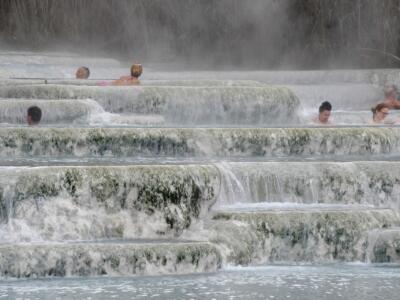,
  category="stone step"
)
[367,228,400,263]
[214,203,379,212]
[0,165,219,243]
[0,98,165,126]
[0,99,93,124]
[0,127,396,159]
[210,207,400,264]
[0,240,221,278]
[0,78,265,87]
[0,85,299,125]
[215,161,400,208]
[2,67,399,84]
[2,162,400,244]
[0,161,399,240]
